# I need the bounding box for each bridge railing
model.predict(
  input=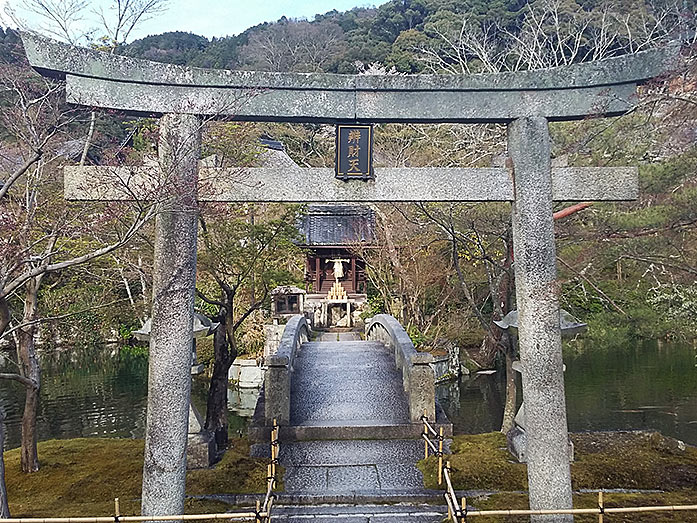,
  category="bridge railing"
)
[365,314,435,422]
[264,315,310,425]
